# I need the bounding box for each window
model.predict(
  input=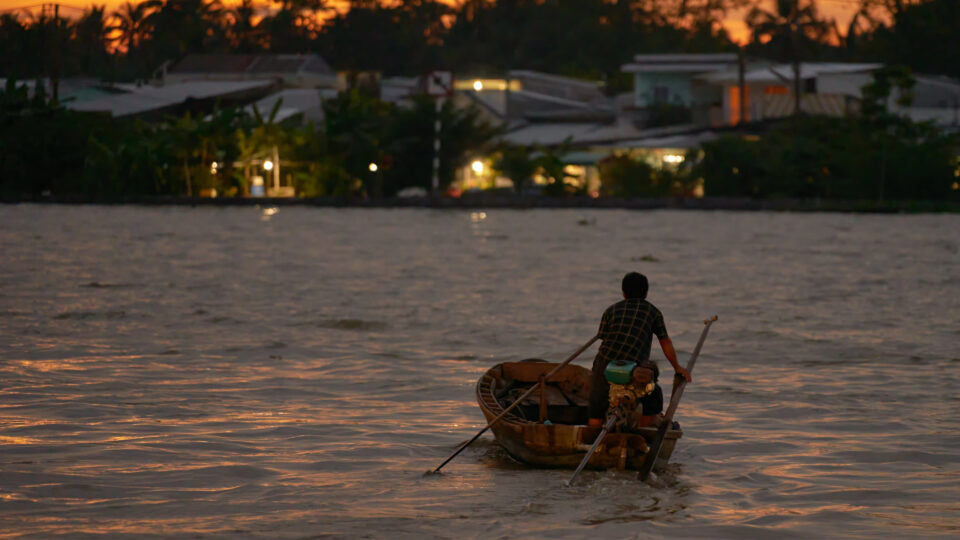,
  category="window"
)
[653,86,669,105]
